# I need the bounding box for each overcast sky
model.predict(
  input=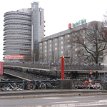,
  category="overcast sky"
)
[0,0,107,61]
